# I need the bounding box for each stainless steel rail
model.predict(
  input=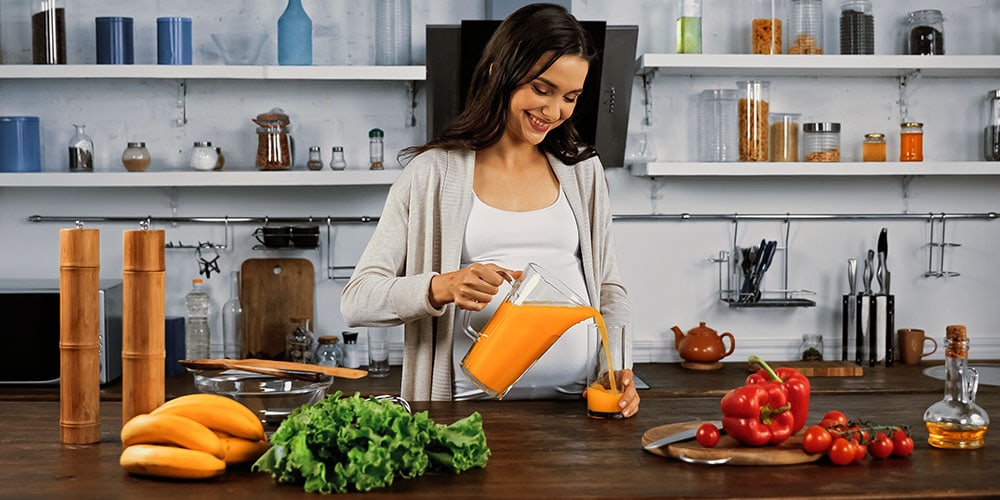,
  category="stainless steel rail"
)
[612,212,998,221]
